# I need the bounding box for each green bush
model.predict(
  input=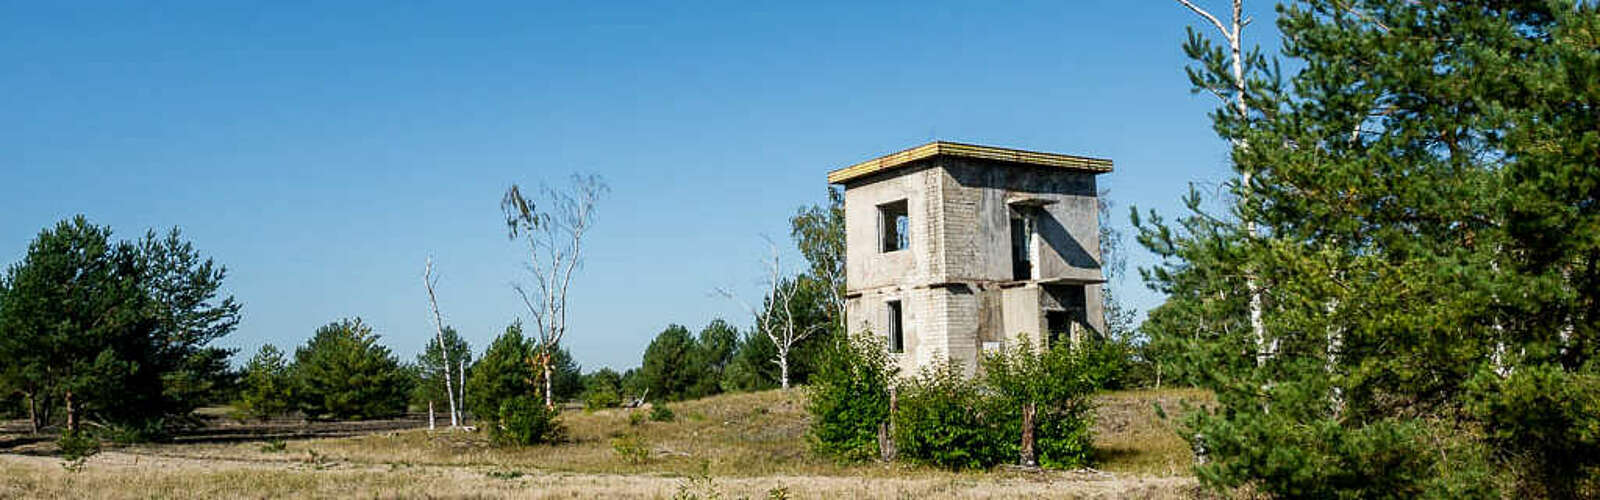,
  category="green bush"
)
[982,336,1098,469]
[649,405,675,422]
[57,430,101,462]
[491,396,563,446]
[893,360,1013,469]
[612,433,650,464]
[807,333,896,462]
